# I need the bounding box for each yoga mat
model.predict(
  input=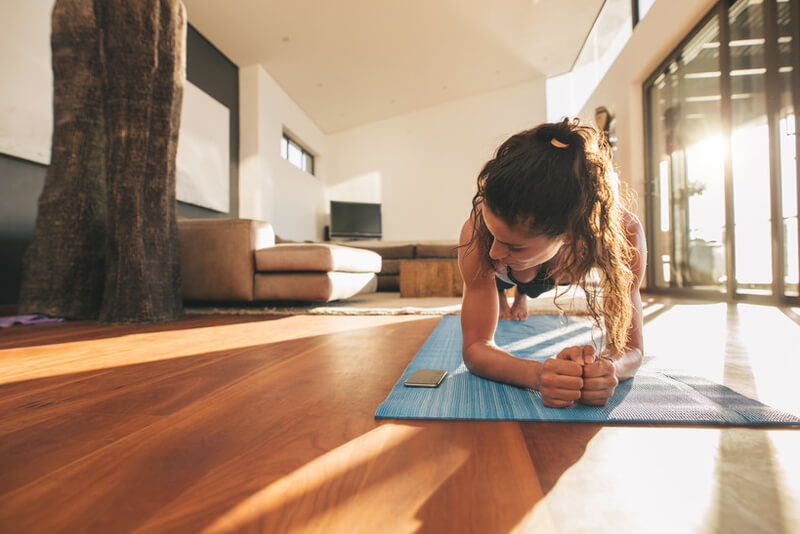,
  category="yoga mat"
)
[375,316,800,426]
